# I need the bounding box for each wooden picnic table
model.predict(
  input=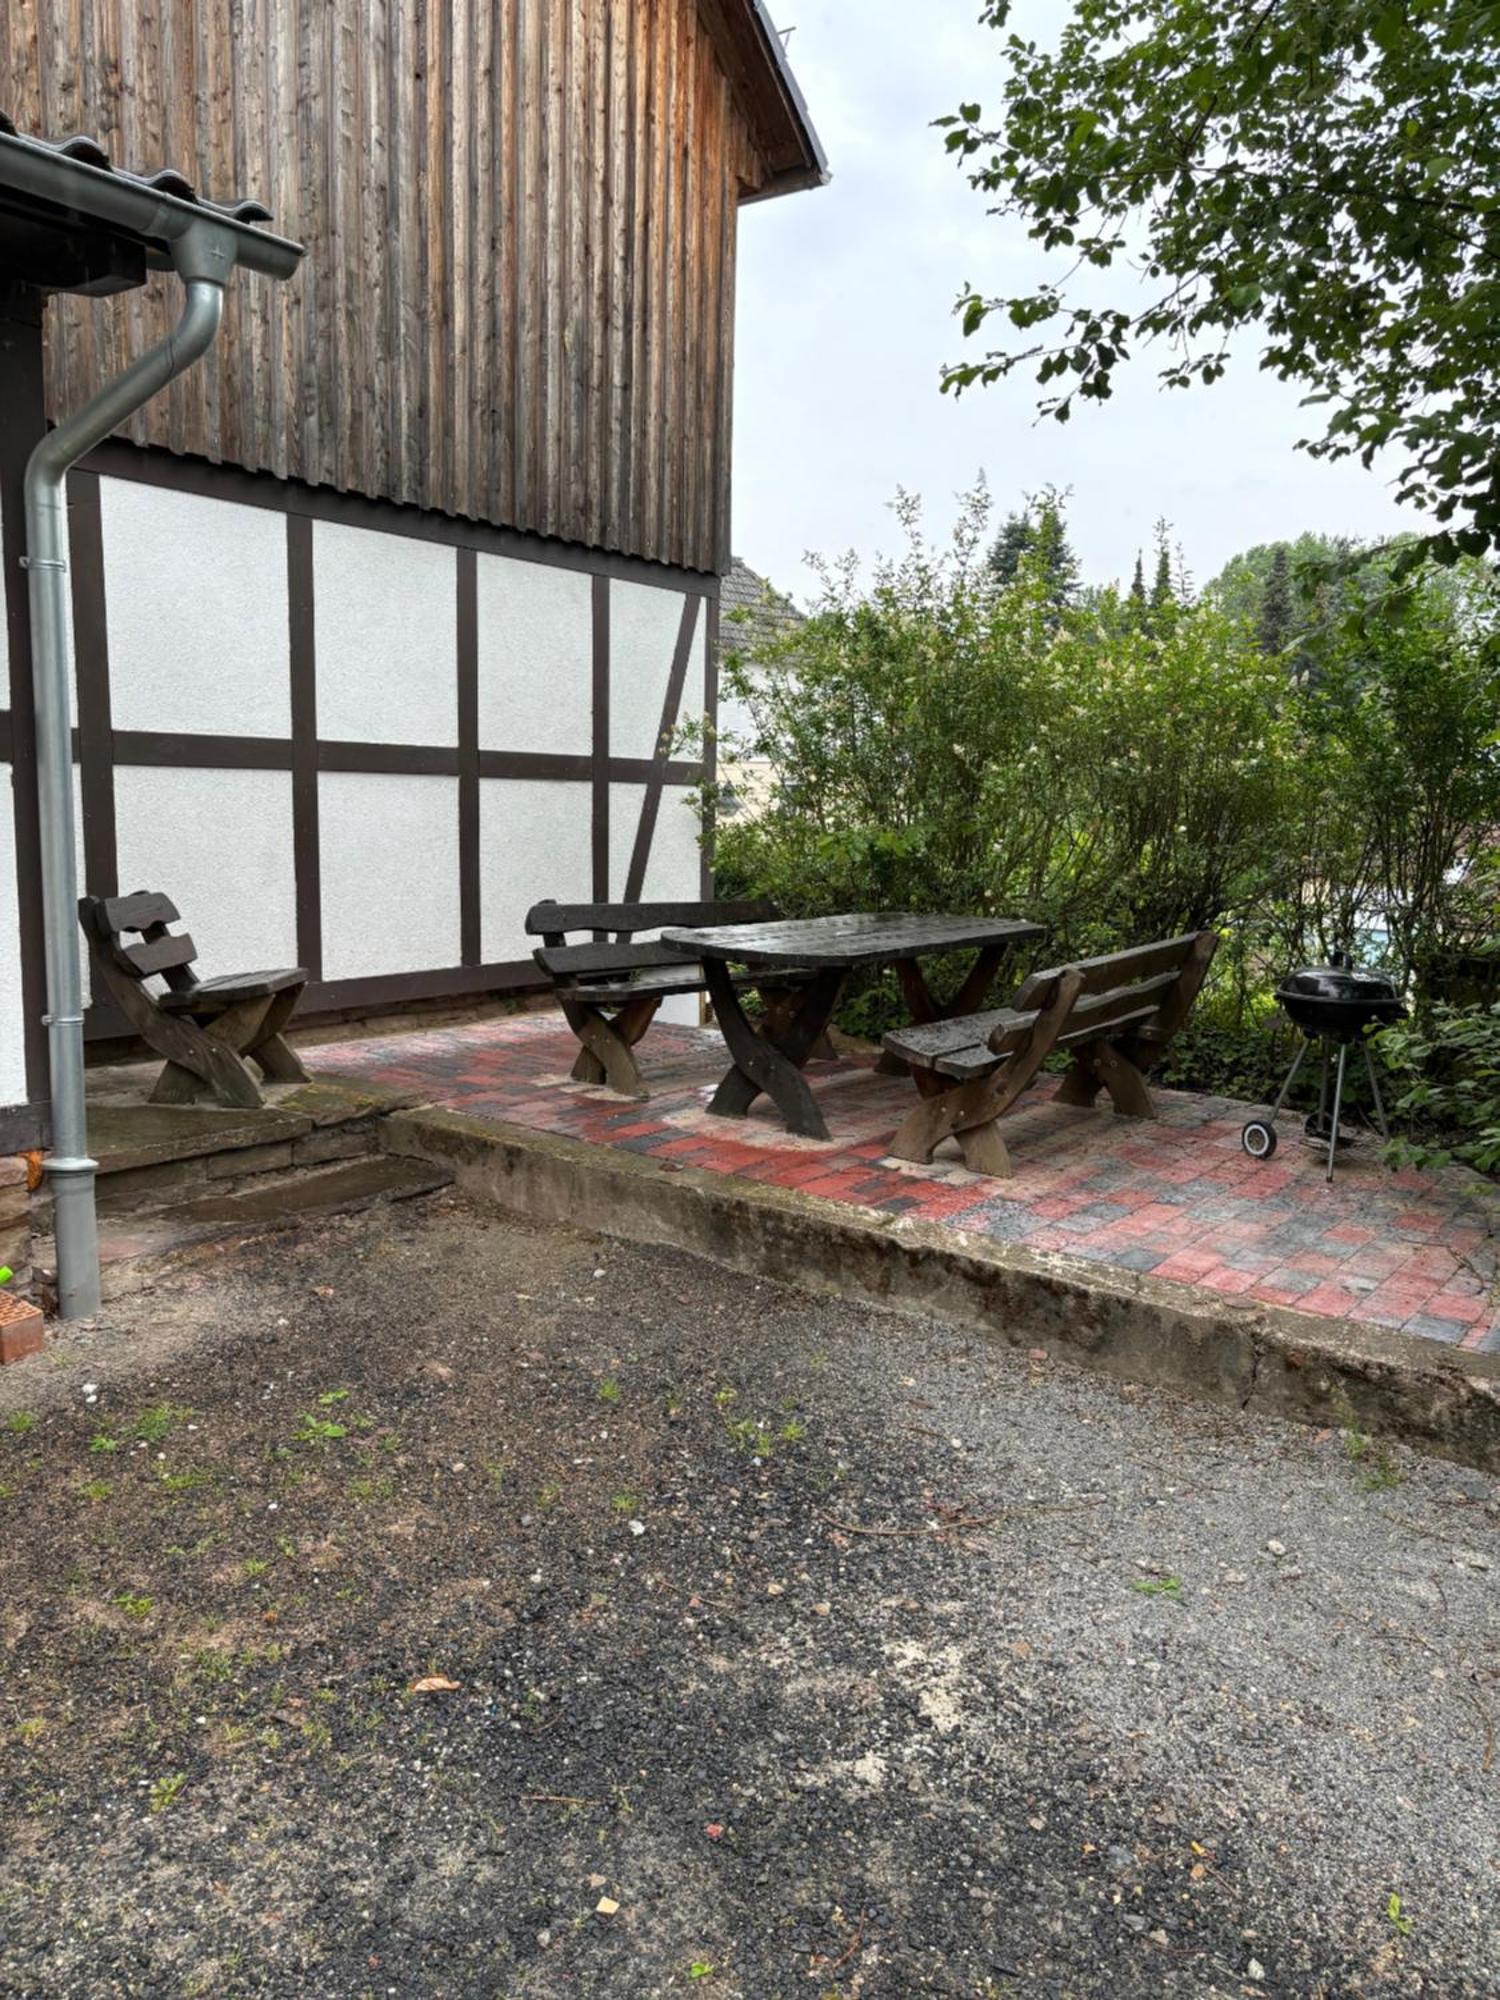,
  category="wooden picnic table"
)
[659,911,1045,1141]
